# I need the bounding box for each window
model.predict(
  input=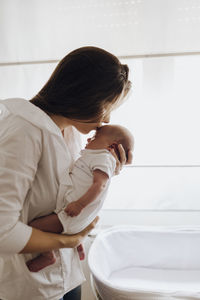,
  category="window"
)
[1,0,200,214]
[102,55,200,210]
